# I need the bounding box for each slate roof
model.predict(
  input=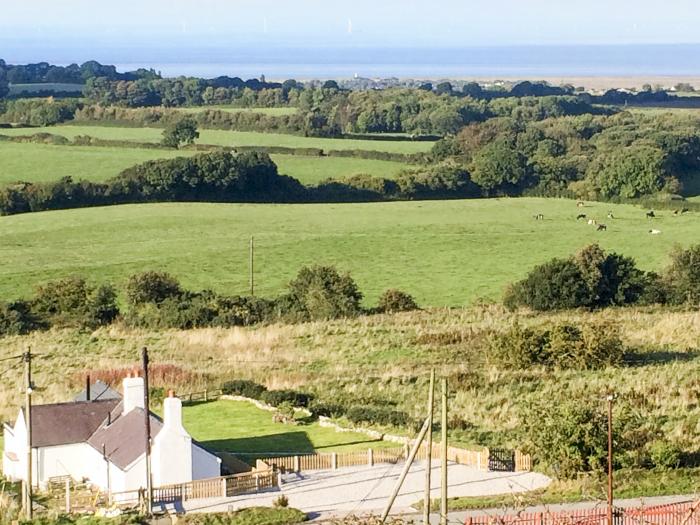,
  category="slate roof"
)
[73,380,122,402]
[87,408,163,470]
[27,399,120,447]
